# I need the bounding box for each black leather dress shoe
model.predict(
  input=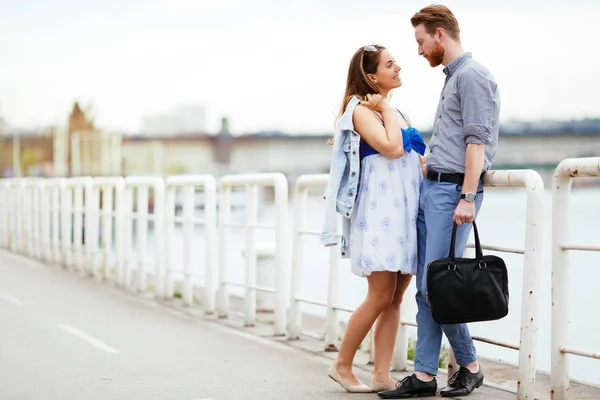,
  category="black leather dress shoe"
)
[378,374,437,399]
[440,366,484,397]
